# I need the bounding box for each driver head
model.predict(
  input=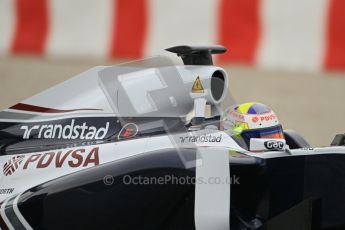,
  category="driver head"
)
[221,102,284,150]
